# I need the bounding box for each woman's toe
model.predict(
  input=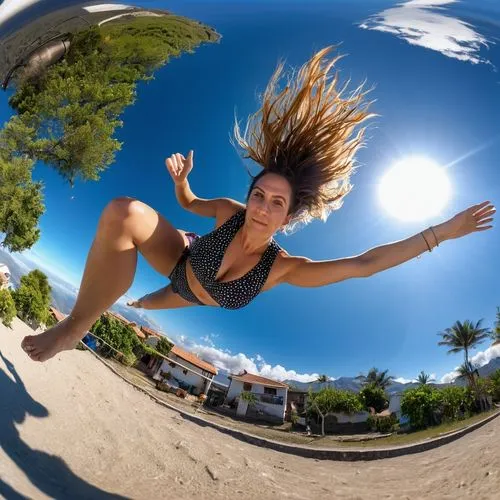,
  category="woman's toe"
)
[21,336,32,348]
